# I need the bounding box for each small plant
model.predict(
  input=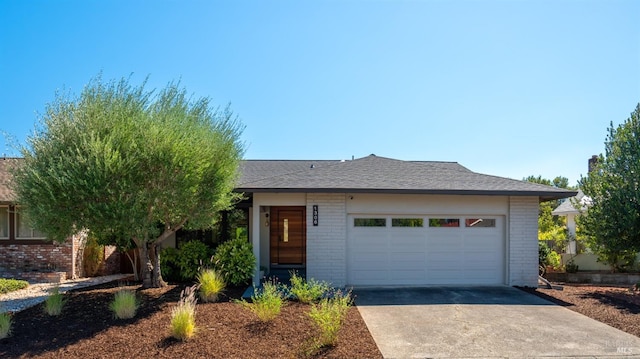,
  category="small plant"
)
[197,269,225,303]
[549,250,562,271]
[213,238,256,286]
[308,289,352,348]
[289,271,329,304]
[565,259,579,273]
[44,286,66,316]
[170,285,198,341]
[236,279,284,322]
[0,278,29,294]
[110,289,139,319]
[0,312,11,339]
